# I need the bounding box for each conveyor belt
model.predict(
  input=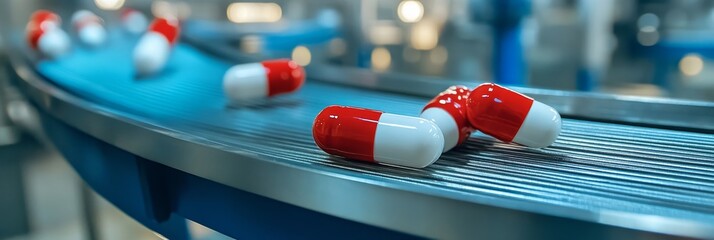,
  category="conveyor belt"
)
[183,83,714,223]
[22,31,714,238]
